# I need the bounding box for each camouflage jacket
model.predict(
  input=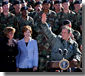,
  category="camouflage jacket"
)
[56,10,76,29]
[39,22,81,61]
[0,12,17,37]
[15,14,34,39]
